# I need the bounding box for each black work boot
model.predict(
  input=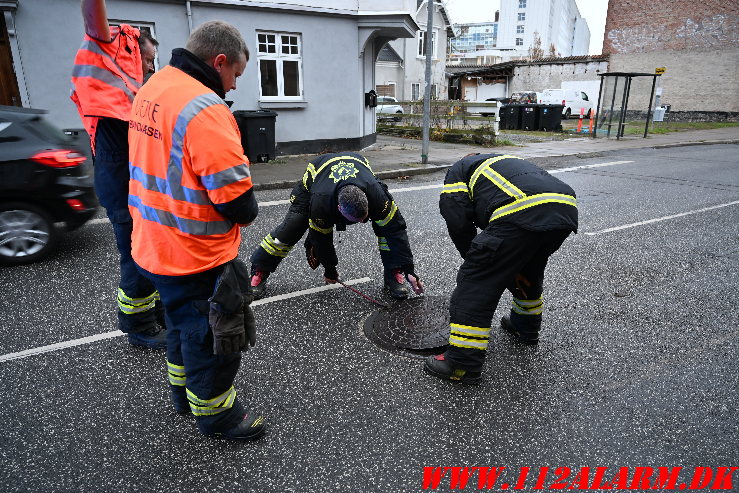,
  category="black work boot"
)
[208,413,267,440]
[249,270,270,300]
[384,268,409,299]
[424,354,482,384]
[500,316,539,345]
[127,325,167,350]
